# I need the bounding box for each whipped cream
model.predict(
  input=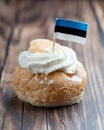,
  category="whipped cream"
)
[18,45,77,74]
